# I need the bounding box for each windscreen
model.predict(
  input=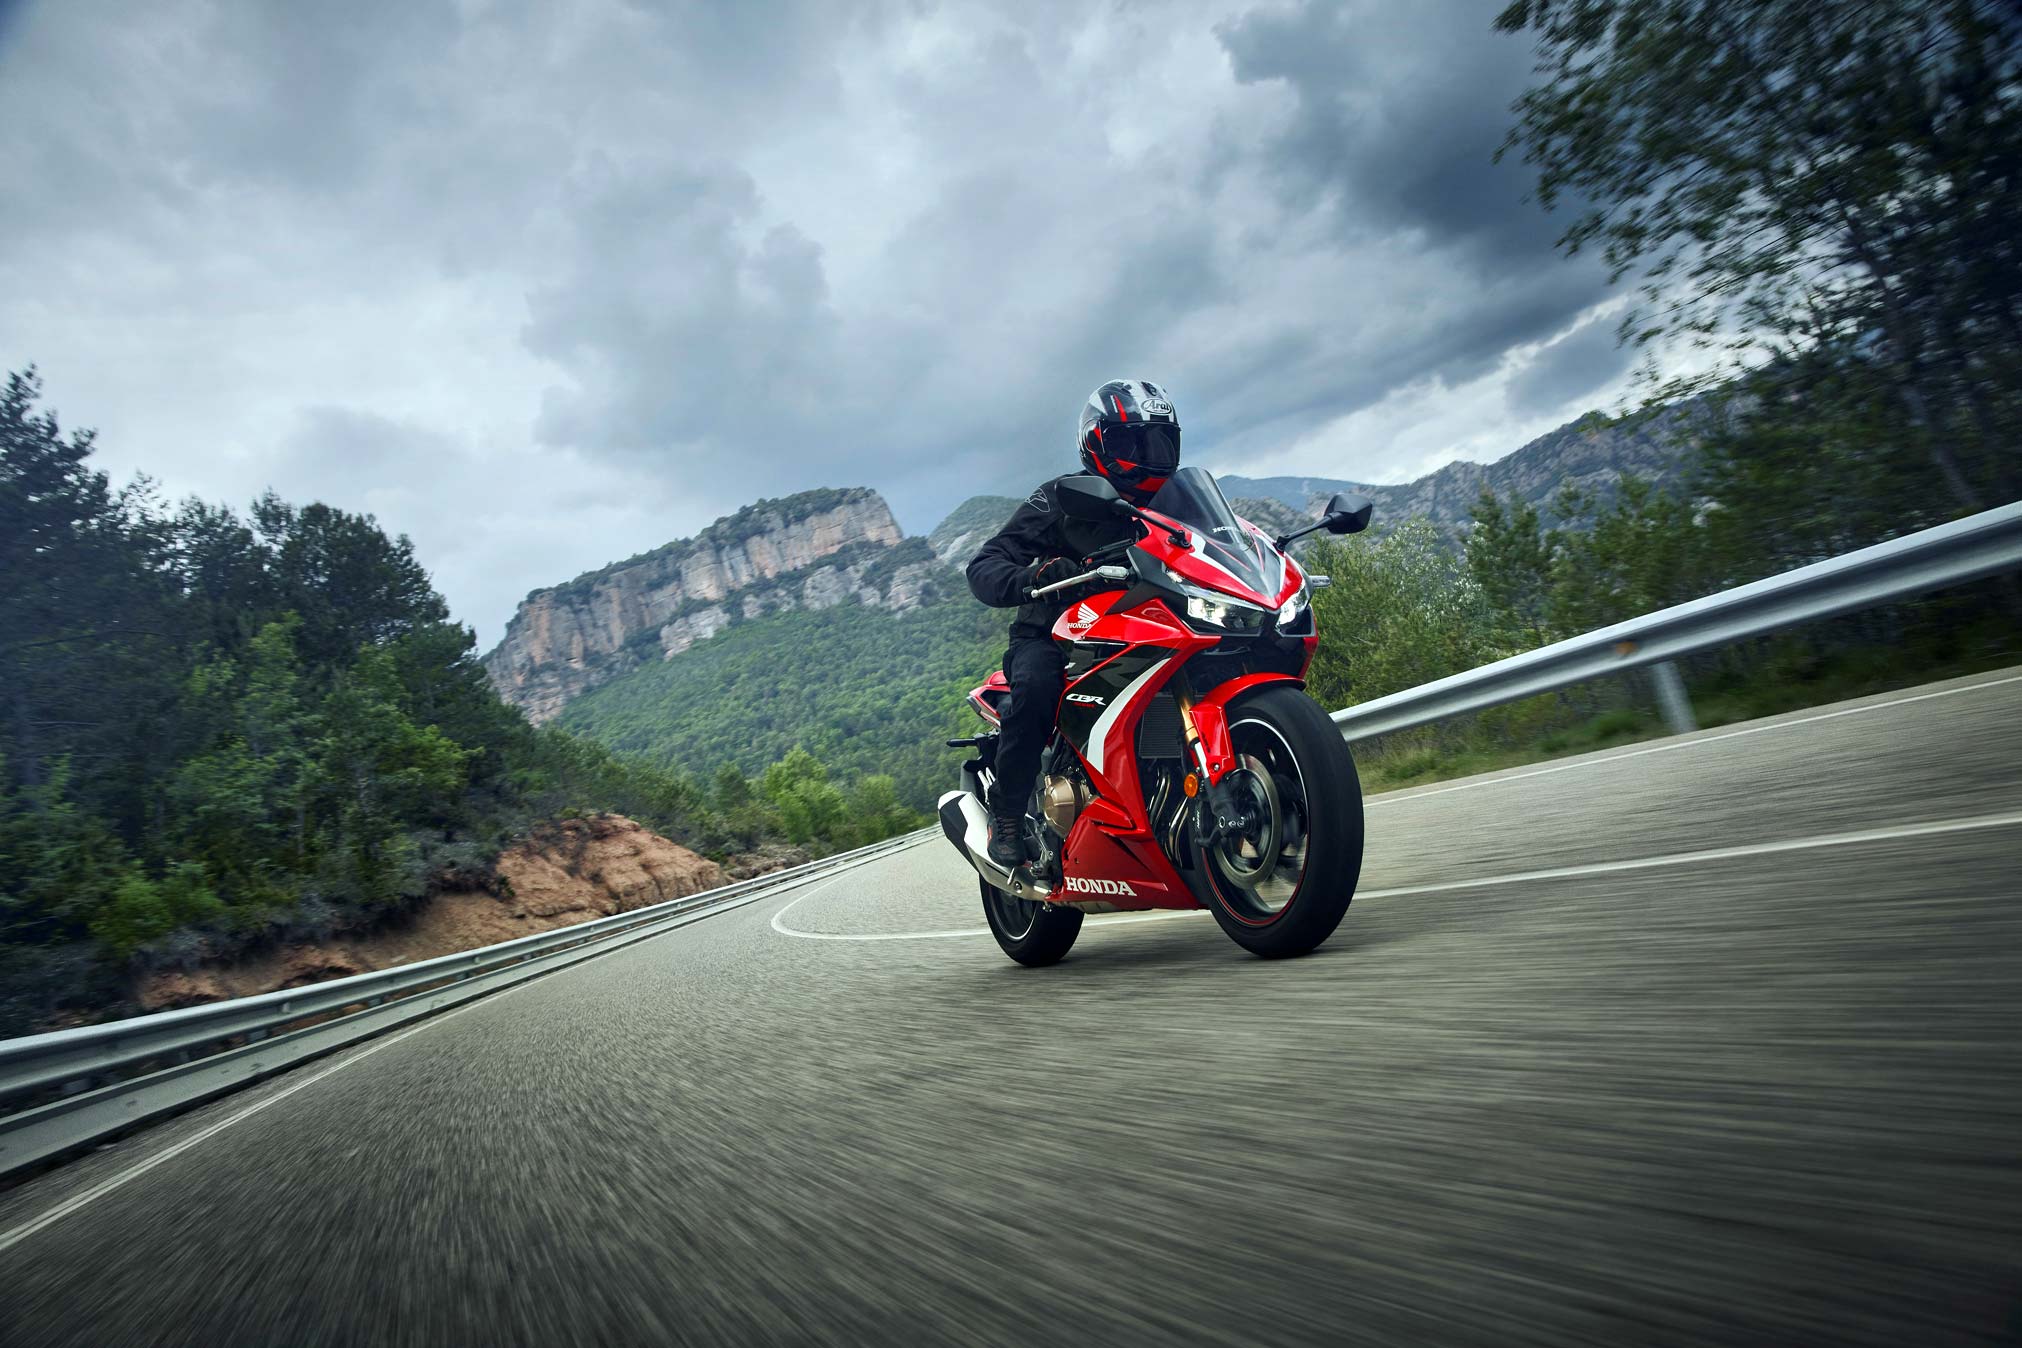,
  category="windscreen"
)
[1144,467,1277,598]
